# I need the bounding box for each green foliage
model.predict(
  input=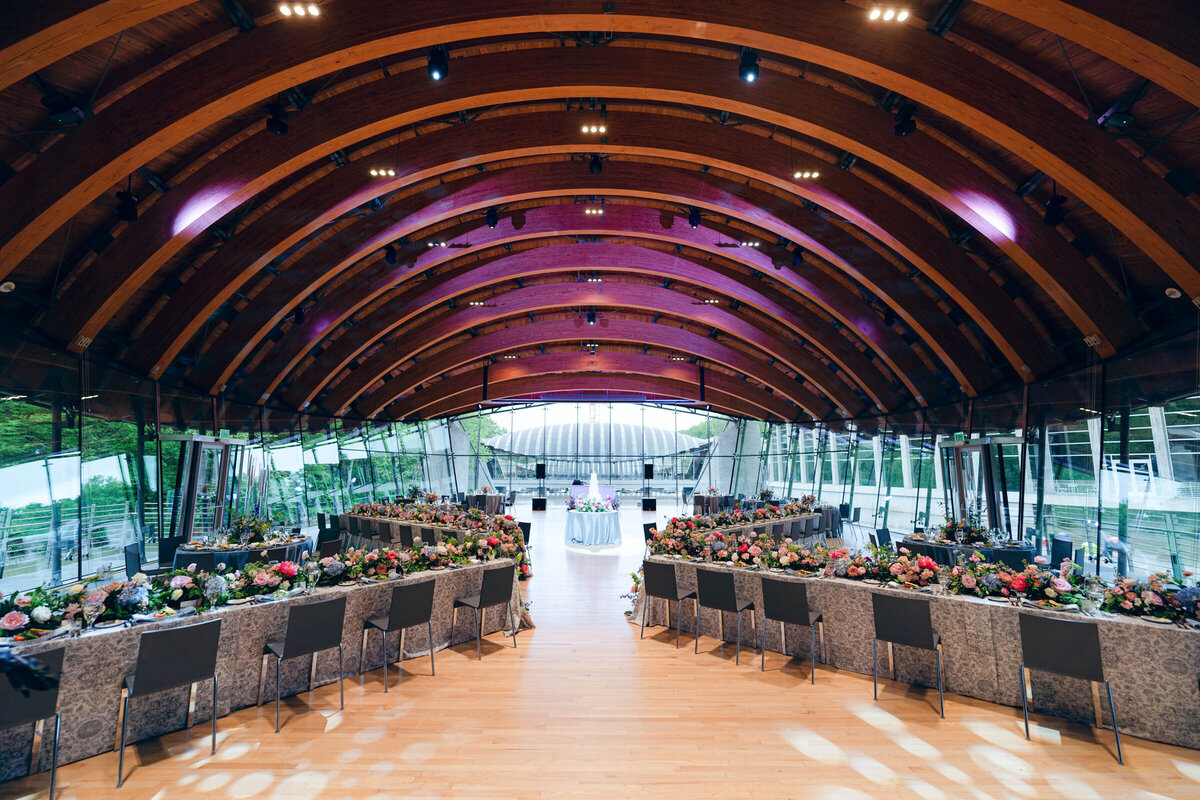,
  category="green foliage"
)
[678,421,716,439]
